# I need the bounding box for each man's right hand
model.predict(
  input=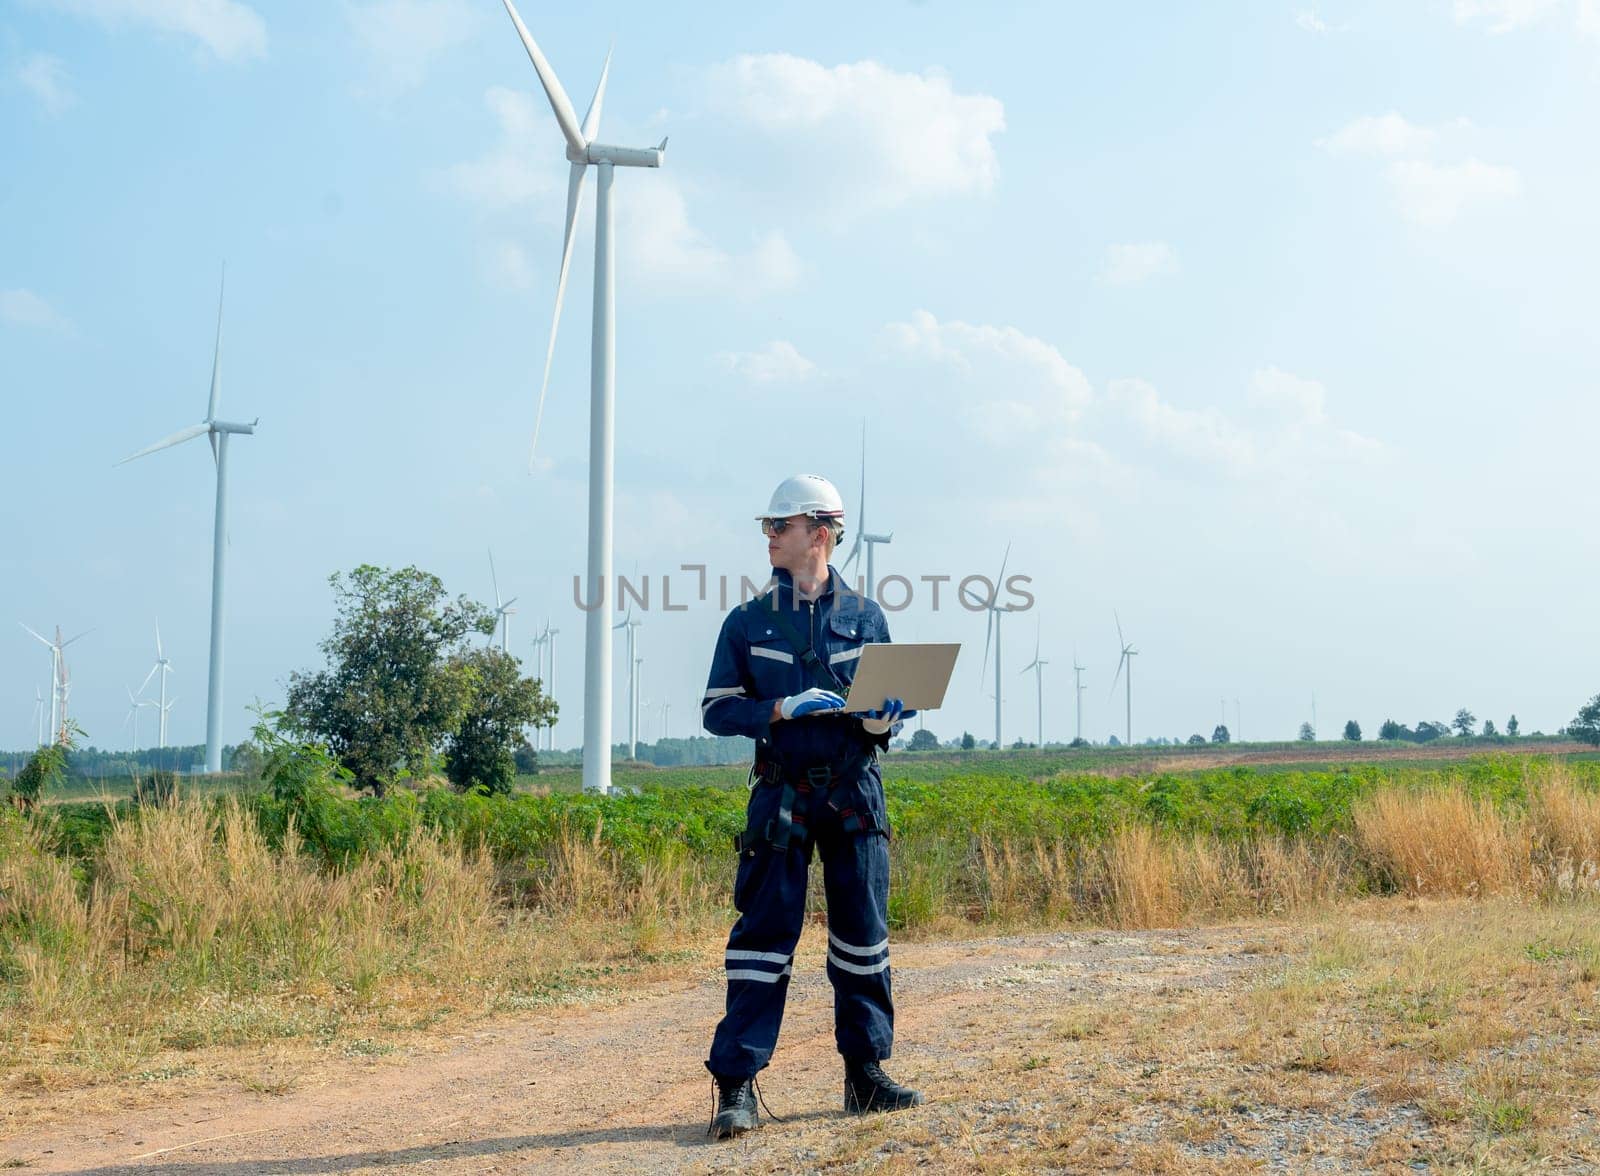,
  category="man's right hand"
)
[778,688,846,721]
